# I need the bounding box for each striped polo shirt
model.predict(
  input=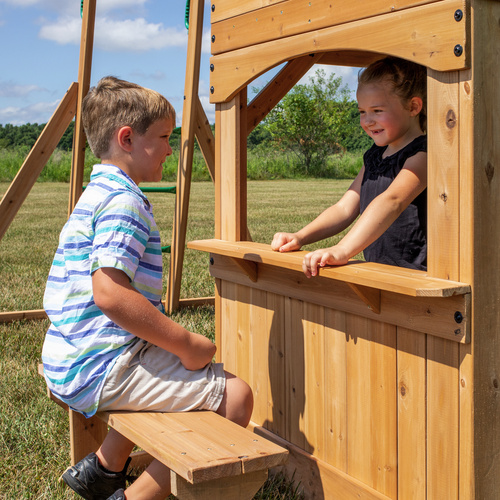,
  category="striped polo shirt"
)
[42,164,163,417]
